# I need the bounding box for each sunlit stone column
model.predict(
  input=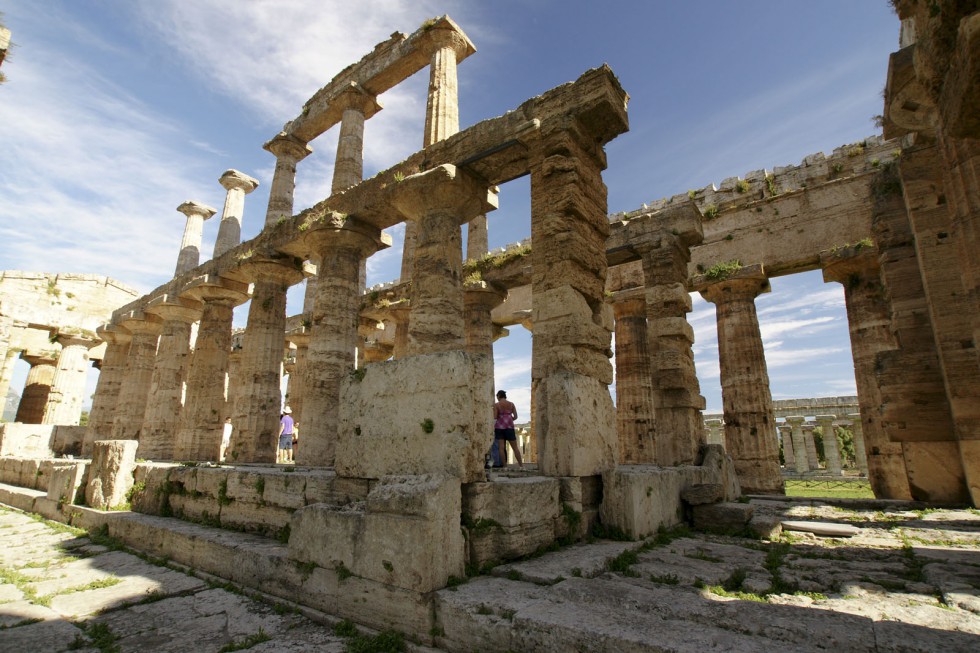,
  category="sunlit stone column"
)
[42,332,99,425]
[467,215,489,260]
[847,413,869,475]
[111,312,163,440]
[174,277,249,461]
[0,314,15,405]
[15,353,57,424]
[298,215,389,466]
[229,257,305,463]
[175,201,217,276]
[786,416,809,474]
[816,414,843,476]
[391,165,497,356]
[264,132,312,227]
[822,247,911,498]
[778,423,796,469]
[285,326,311,421]
[388,304,411,360]
[214,170,259,256]
[85,324,131,453]
[331,85,381,195]
[139,296,202,460]
[463,282,505,358]
[698,264,783,494]
[610,287,656,464]
[802,423,819,470]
